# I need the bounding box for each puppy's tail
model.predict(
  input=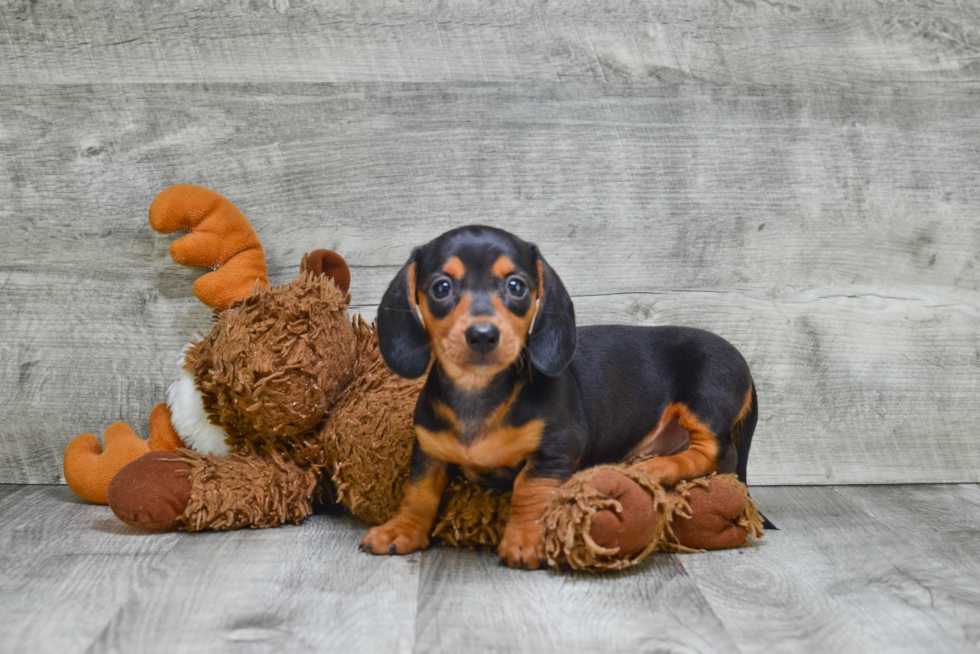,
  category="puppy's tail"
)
[733,383,758,486]
[149,184,269,309]
[732,384,776,530]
